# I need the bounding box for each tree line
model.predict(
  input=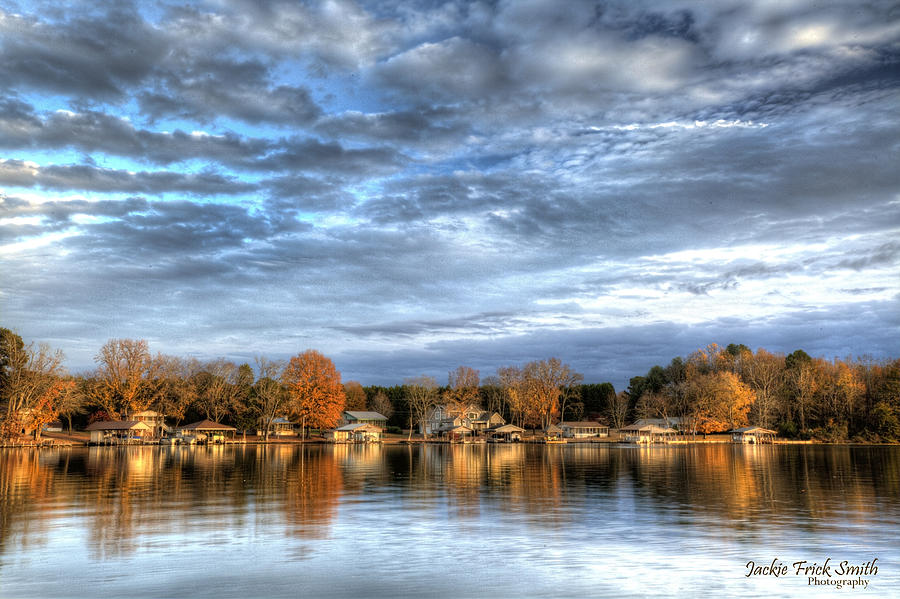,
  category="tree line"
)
[1,329,898,442]
[623,343,900,442]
